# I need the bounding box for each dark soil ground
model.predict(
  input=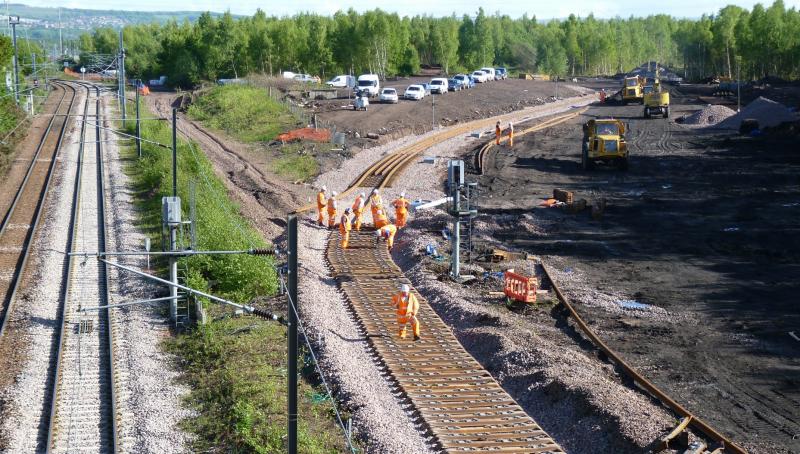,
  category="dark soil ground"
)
[473,85,800,453]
